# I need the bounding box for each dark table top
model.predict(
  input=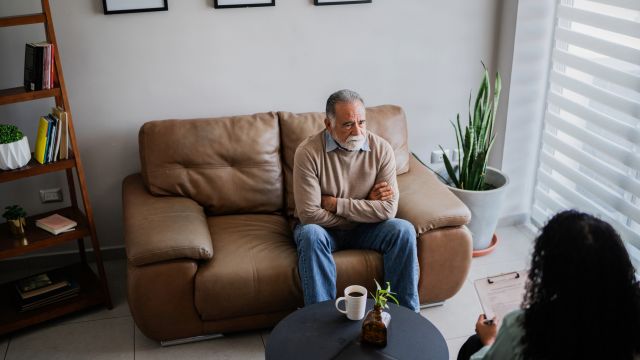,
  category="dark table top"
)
[265,299,448,360]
